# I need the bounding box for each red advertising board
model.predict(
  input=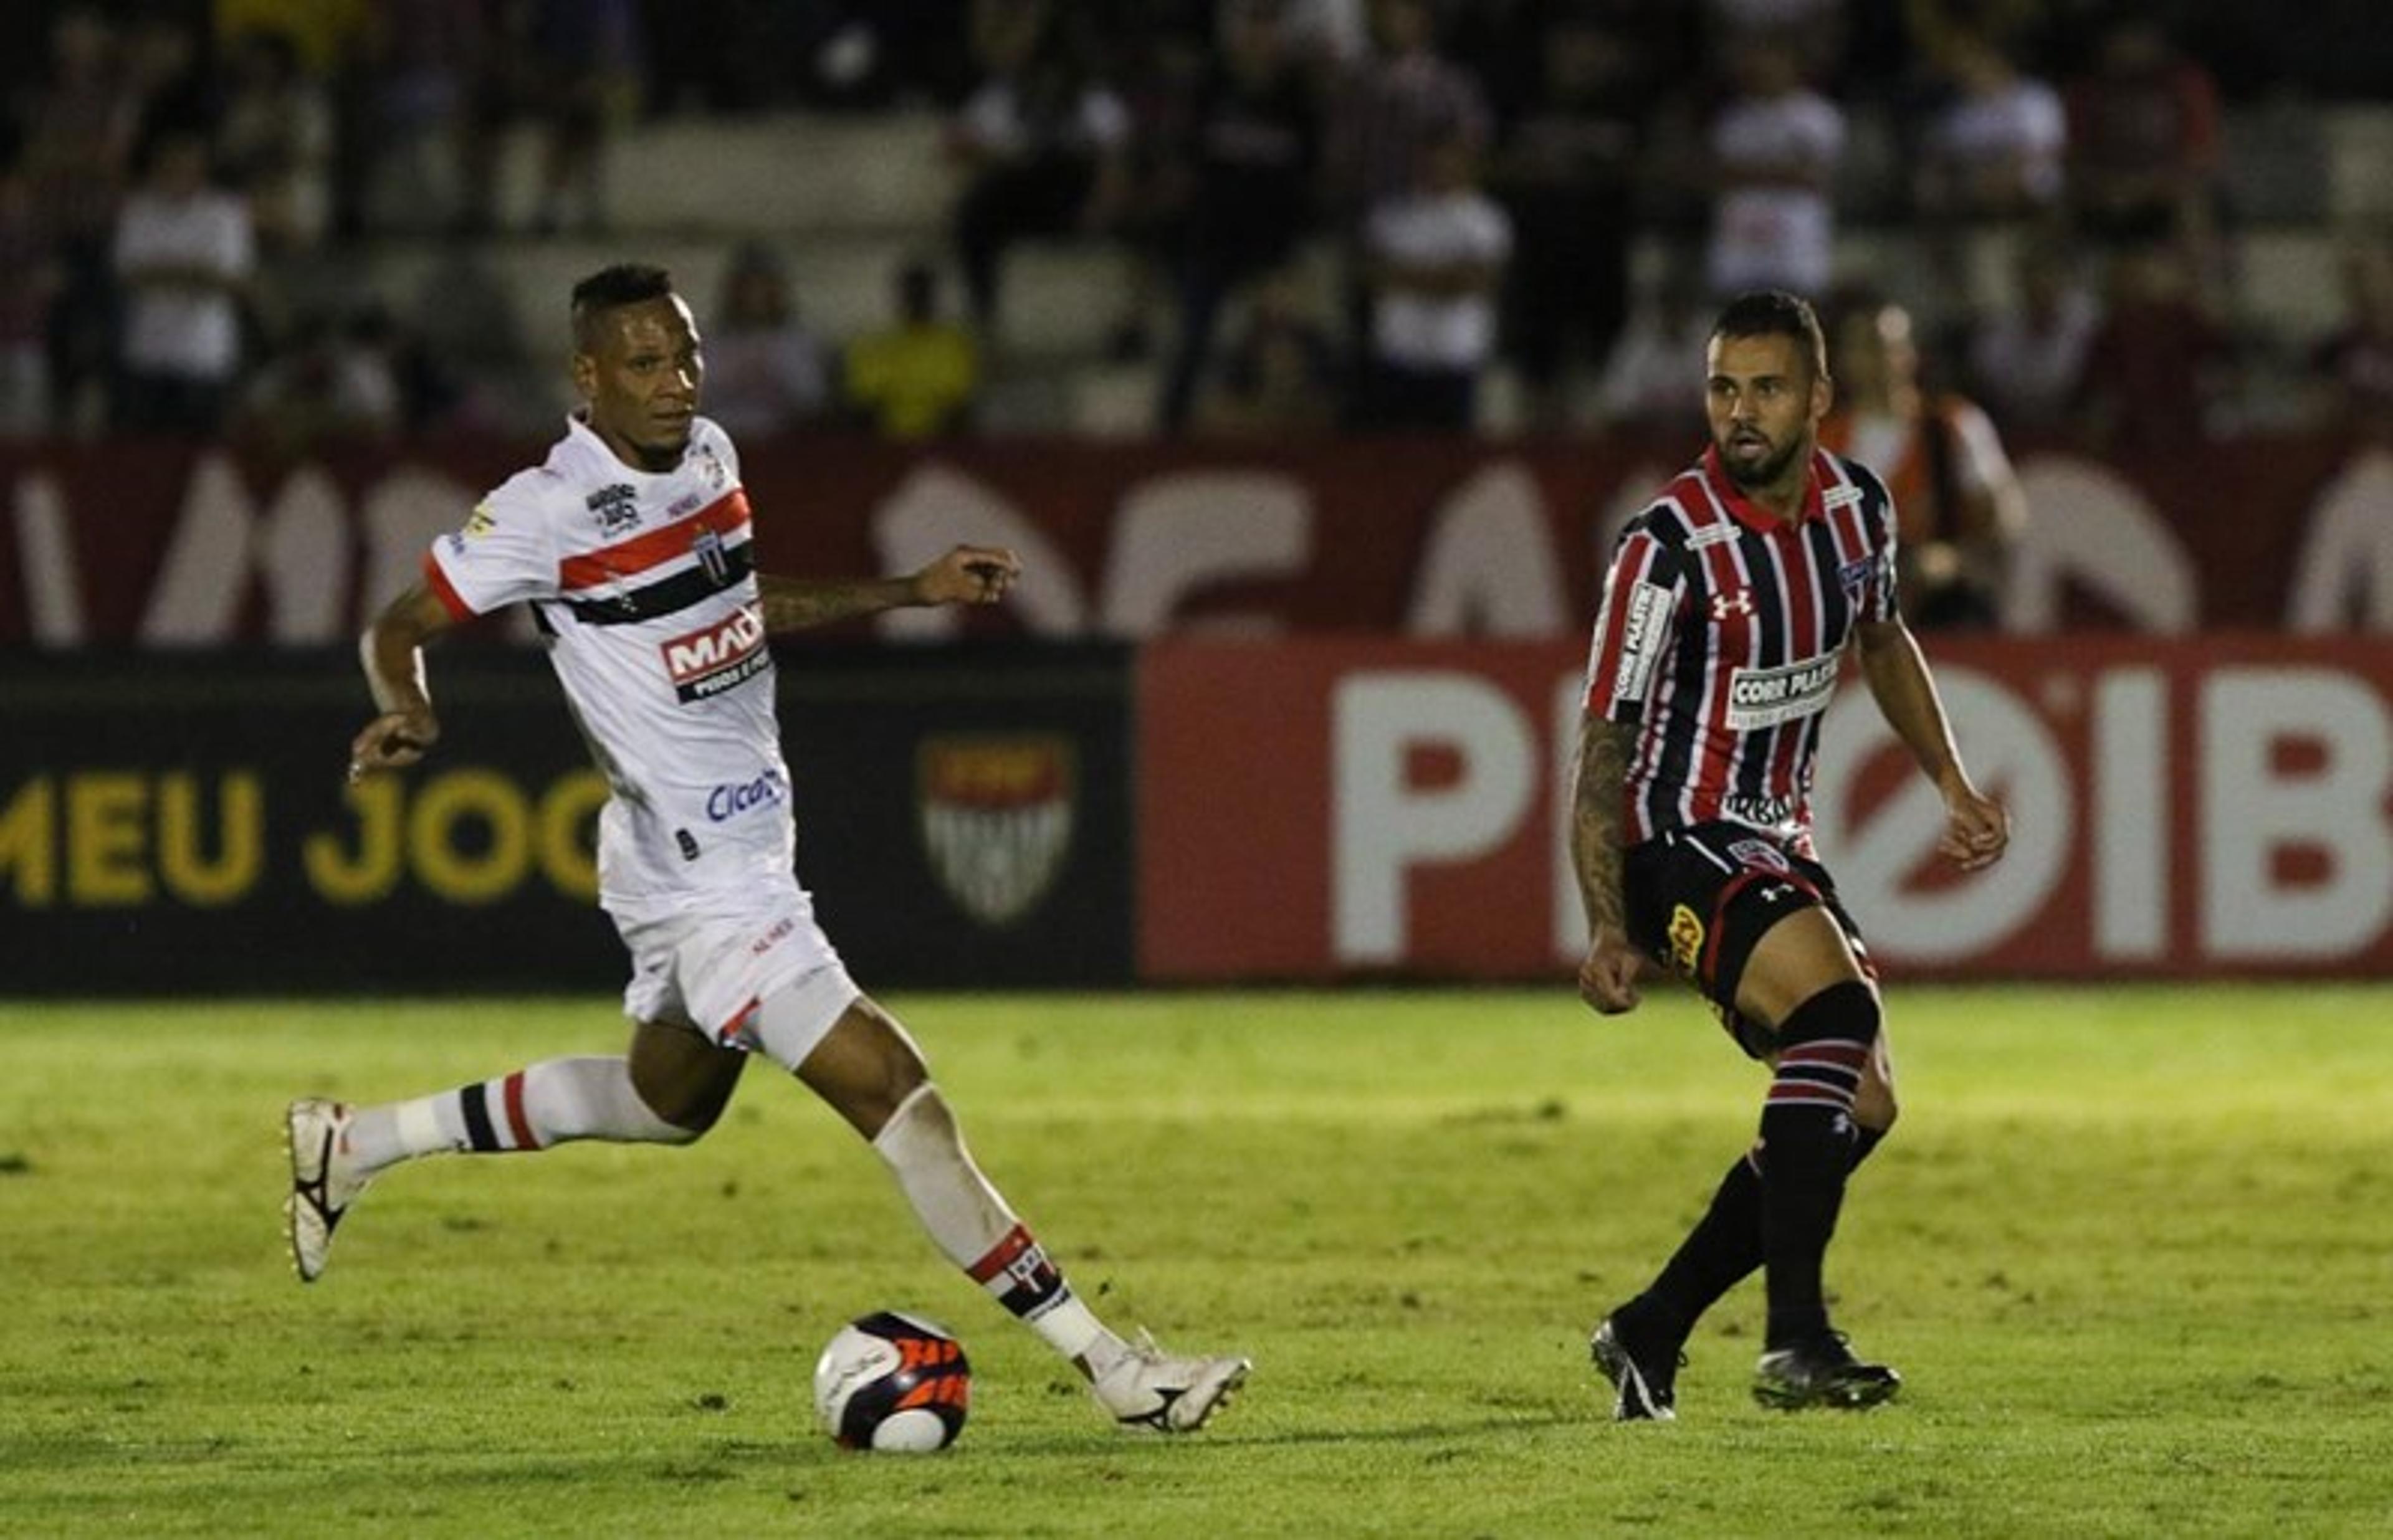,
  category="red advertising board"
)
[1,434,2385,645]
[1139,636,2393,981]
